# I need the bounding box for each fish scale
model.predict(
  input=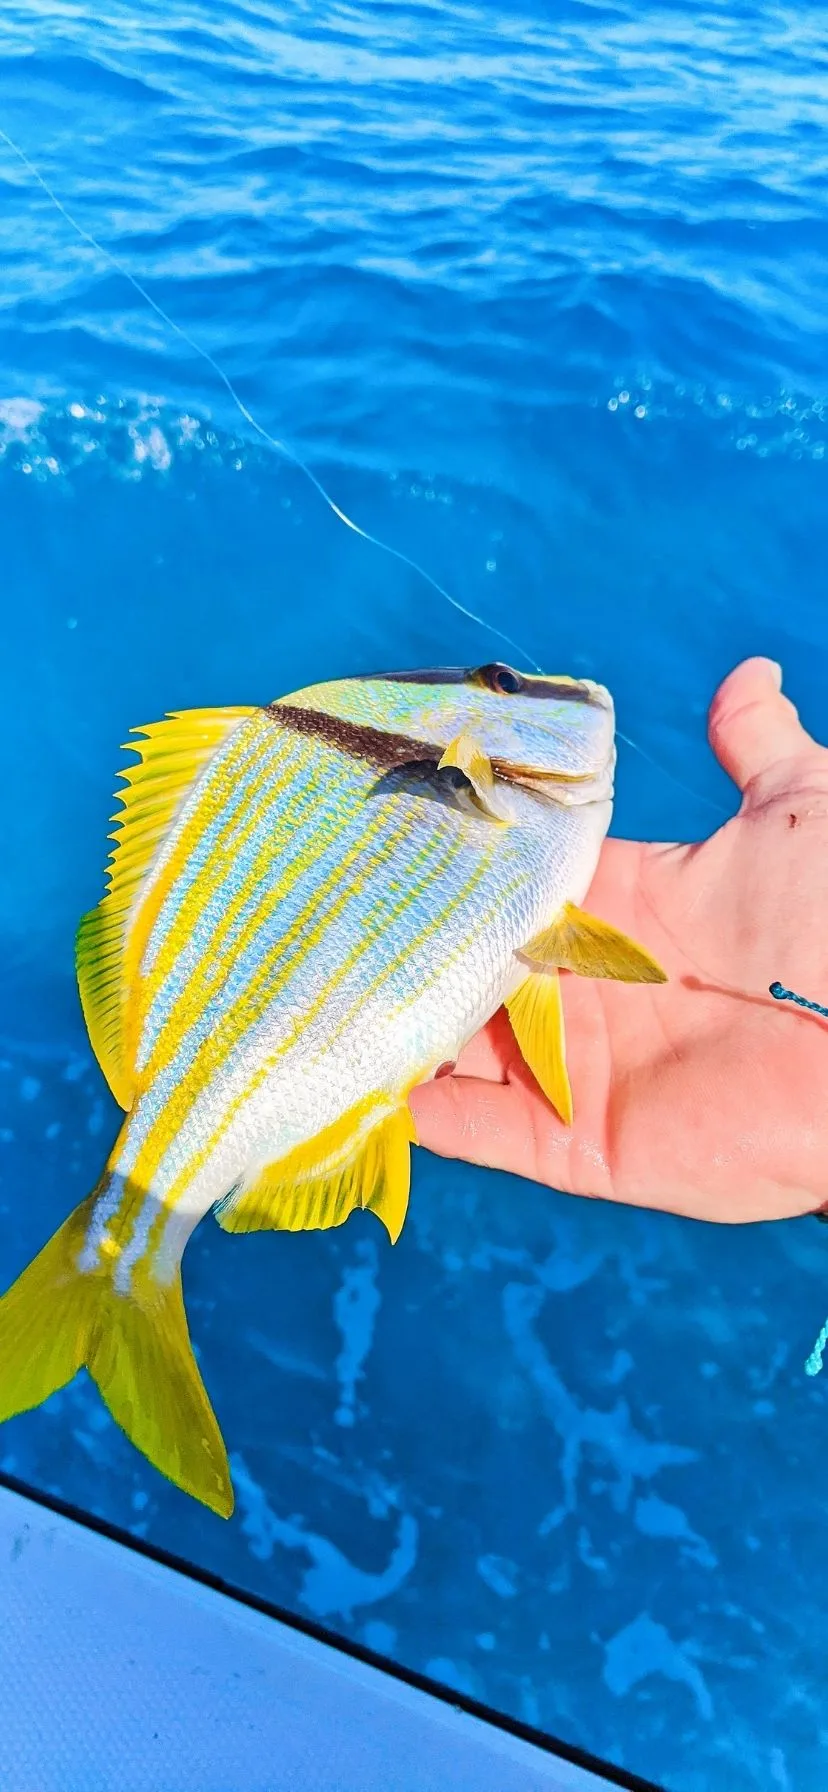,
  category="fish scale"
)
[0,661,666,1516]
